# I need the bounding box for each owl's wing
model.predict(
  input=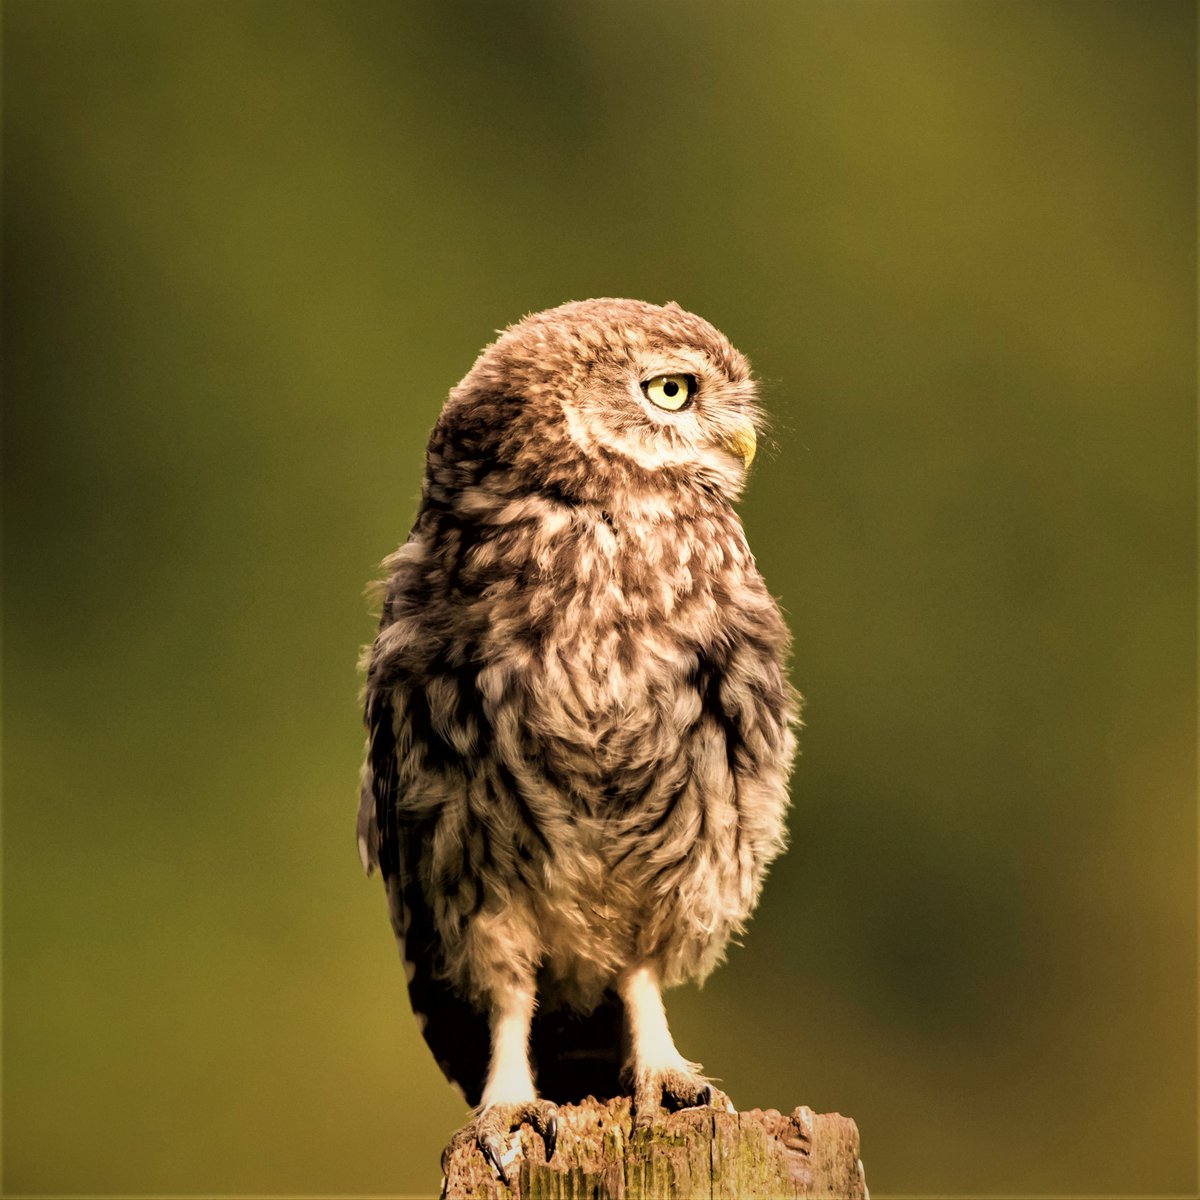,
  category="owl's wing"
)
[361,686,492,1104]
